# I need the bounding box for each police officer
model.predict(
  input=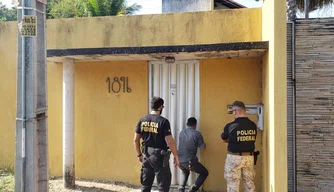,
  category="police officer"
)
[221,101,257,192]
[177,117,208,192]
[134,97,179,192]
